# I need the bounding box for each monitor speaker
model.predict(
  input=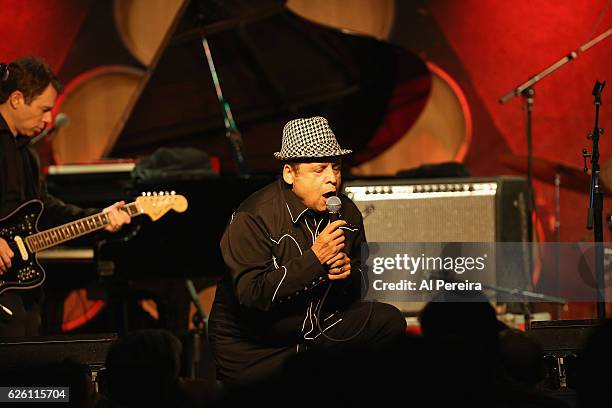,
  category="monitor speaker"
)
[342,176,530,313]
[0,333,117,385]
[529,319,601,396]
